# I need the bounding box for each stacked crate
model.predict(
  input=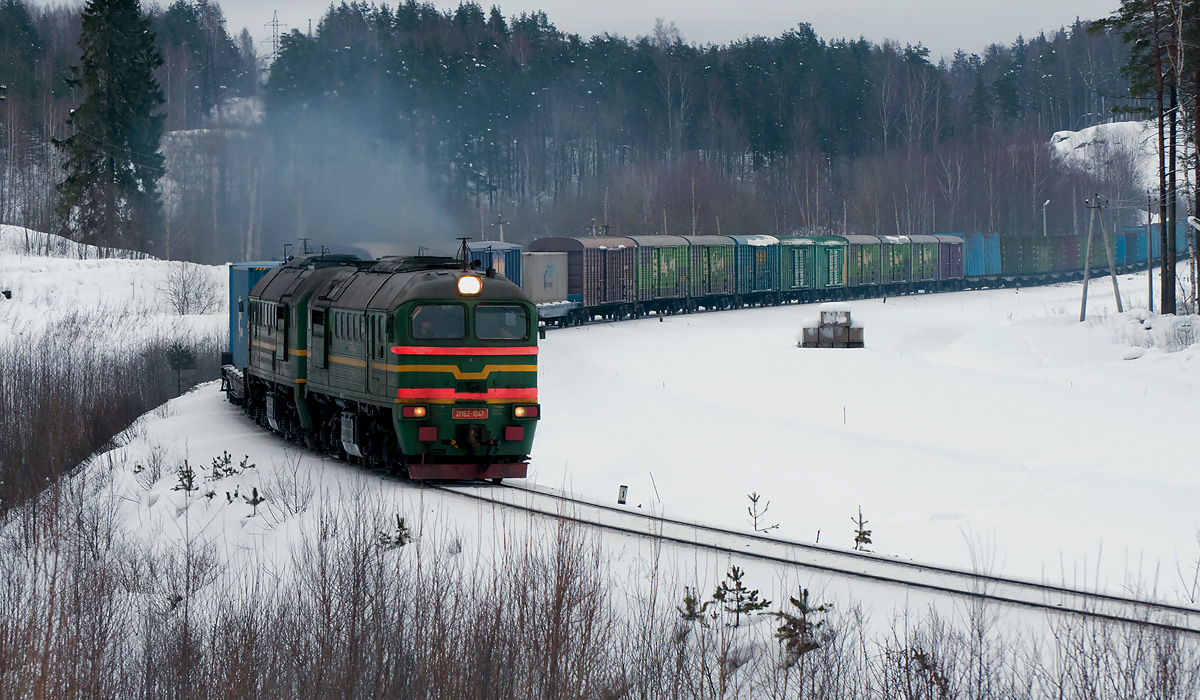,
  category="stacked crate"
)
[799,304,864,349]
